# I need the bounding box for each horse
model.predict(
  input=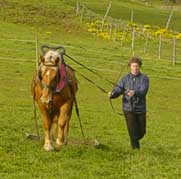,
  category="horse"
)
[31,46,78,151]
